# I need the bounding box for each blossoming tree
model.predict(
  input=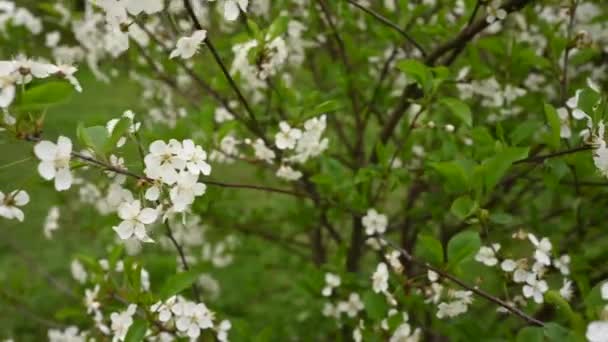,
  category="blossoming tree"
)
[1,0,608,340]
